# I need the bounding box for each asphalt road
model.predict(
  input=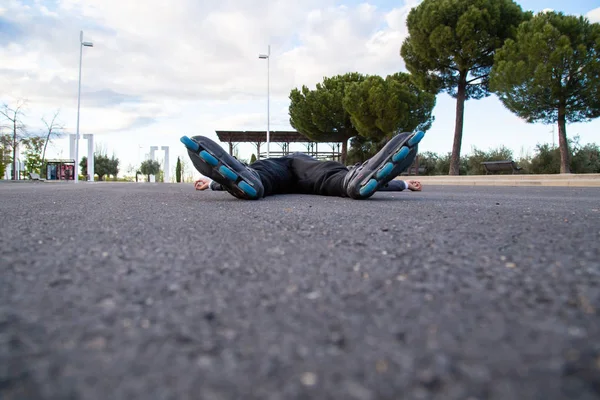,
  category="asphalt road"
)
[1,182,599,400]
